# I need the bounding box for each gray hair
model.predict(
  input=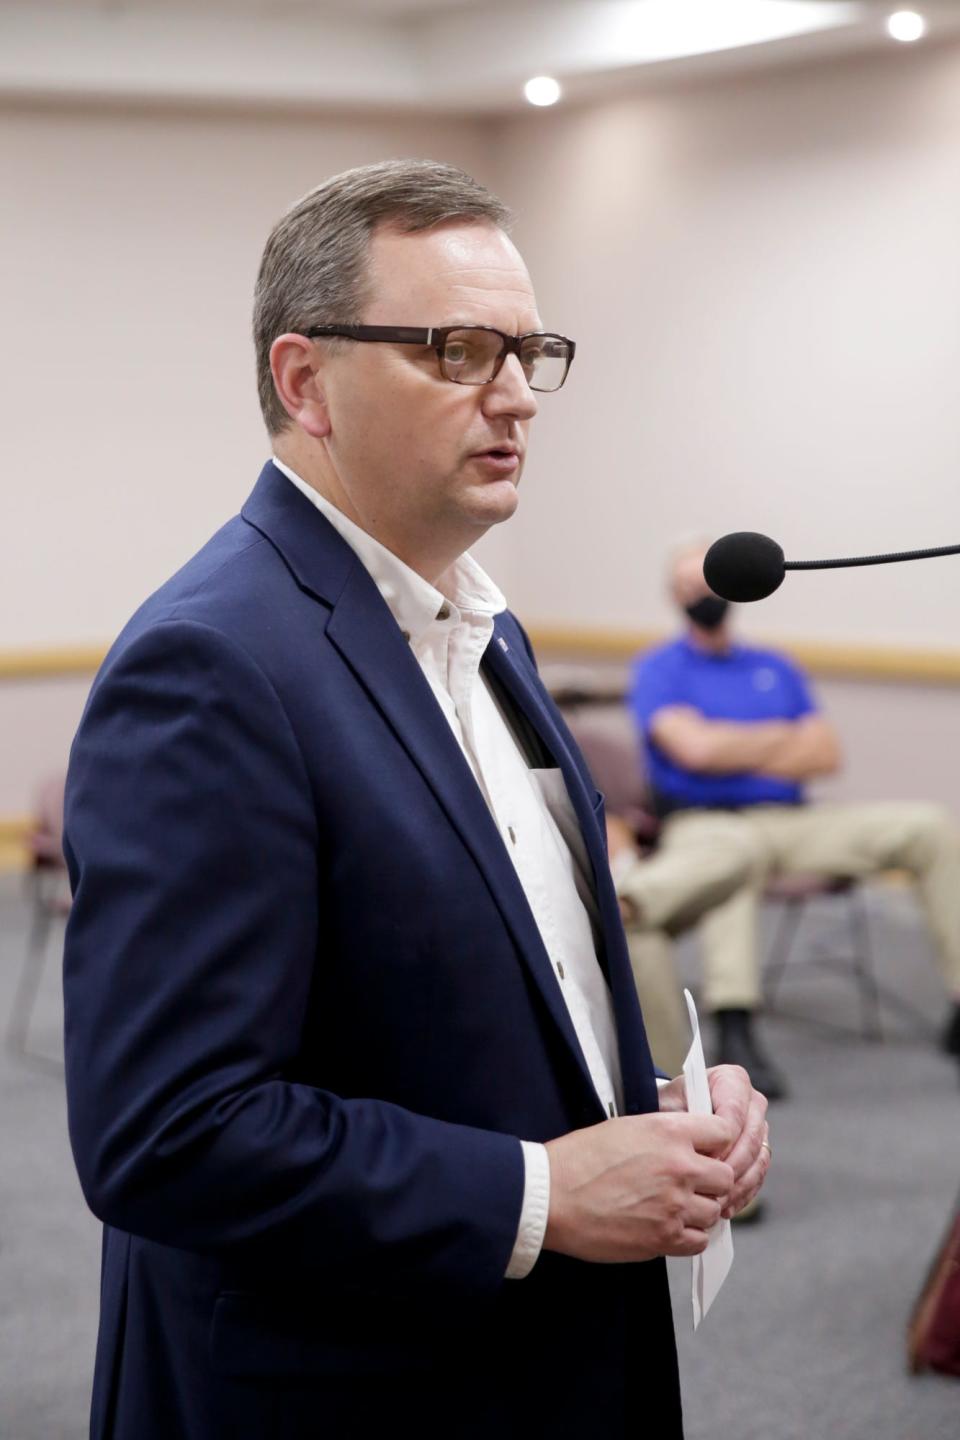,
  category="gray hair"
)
[253,158,513,435]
